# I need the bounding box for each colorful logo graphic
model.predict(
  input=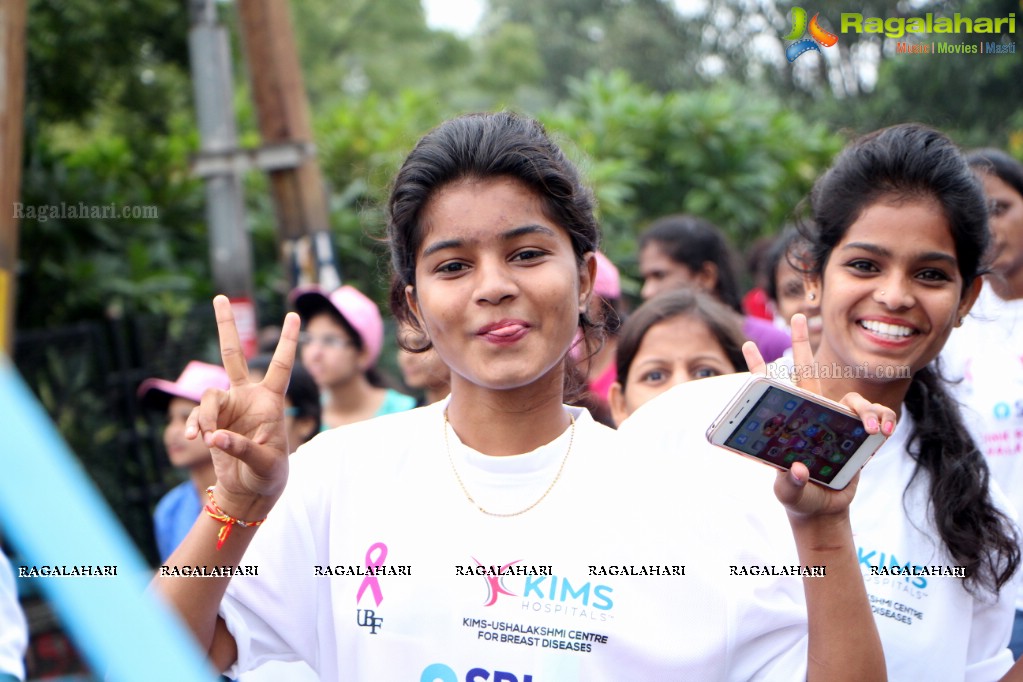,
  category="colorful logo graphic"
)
[477,558,521,607]
[784,7,839,62]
